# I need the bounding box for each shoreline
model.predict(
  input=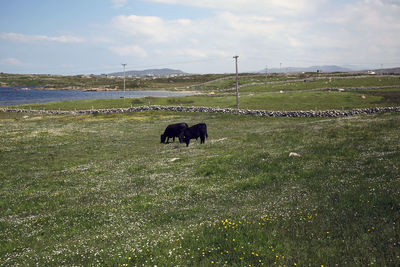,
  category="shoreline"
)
[4,86,195,92]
